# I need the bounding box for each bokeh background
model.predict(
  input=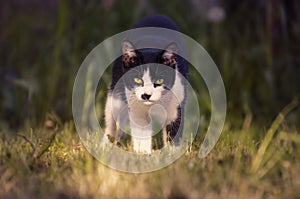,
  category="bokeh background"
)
[1,1,300,198]
[1,0,299,131]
